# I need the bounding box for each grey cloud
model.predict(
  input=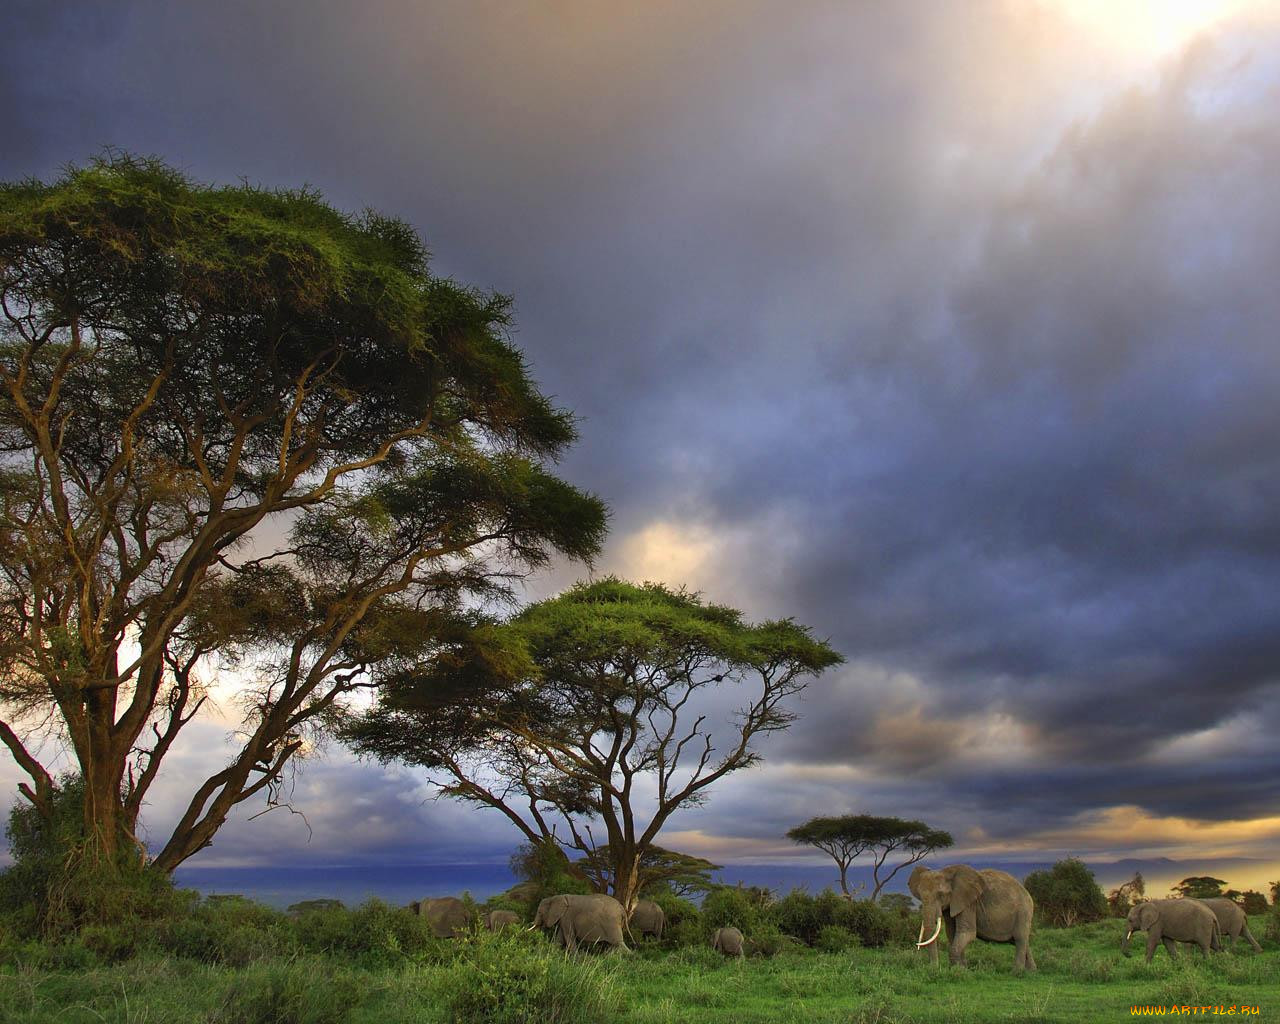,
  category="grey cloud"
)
[3,4,1280,868]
